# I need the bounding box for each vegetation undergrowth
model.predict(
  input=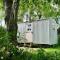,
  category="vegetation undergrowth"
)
[0,26,60,60]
